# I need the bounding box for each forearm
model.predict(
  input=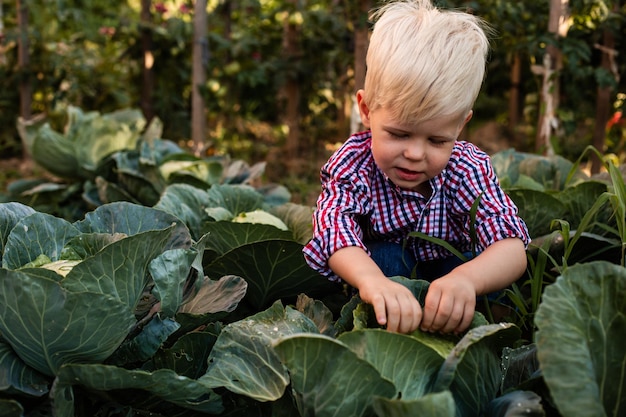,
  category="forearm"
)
[454,238,527,295]
[328,246,388,289]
